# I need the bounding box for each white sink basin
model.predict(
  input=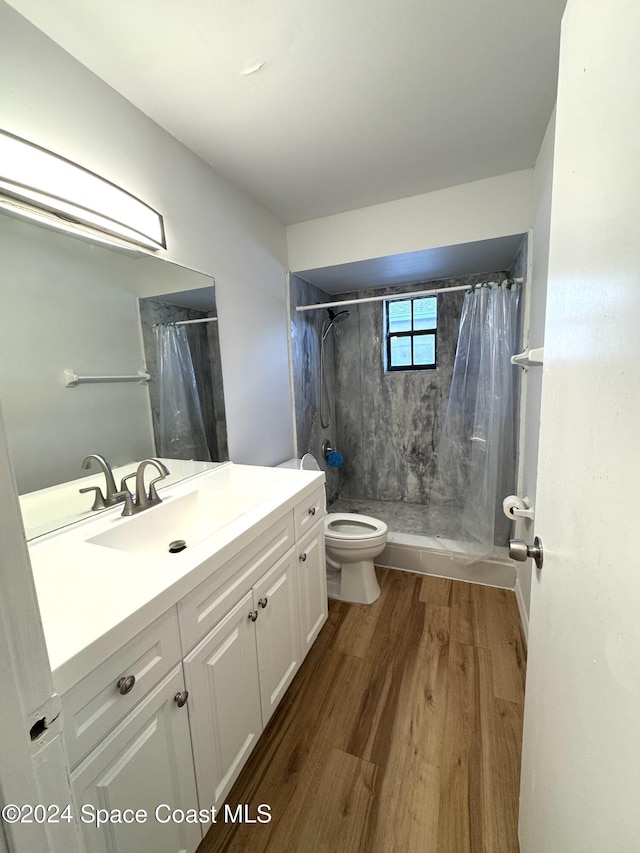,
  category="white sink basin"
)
[87,489,264,557]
